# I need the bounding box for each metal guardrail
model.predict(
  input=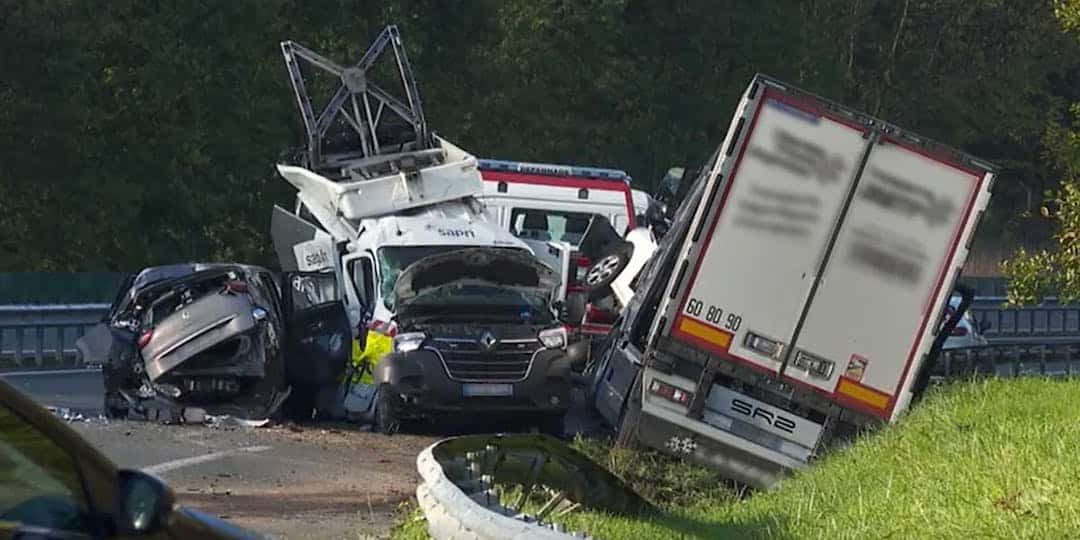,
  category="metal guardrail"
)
[0,304,108,370]
[0,297,1078,370]
[935,342,1080,379]
[968,296,1080,344]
